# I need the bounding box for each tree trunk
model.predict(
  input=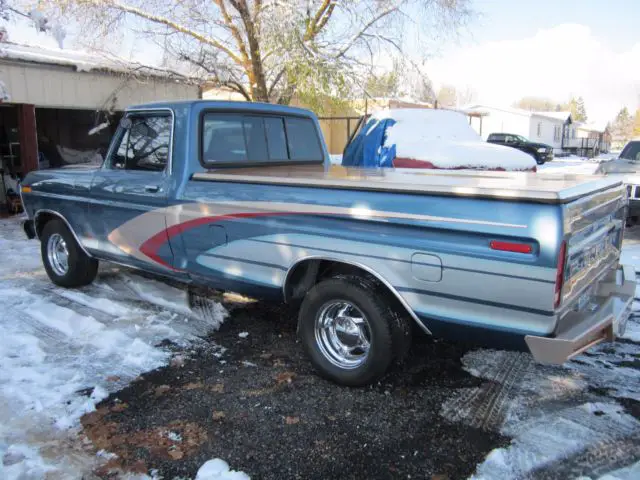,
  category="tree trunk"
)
[238,5,269,102]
